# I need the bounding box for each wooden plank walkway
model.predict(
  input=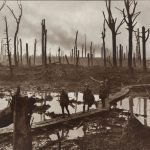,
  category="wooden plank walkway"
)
[32,108,107,129]
[1,84,150,135]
